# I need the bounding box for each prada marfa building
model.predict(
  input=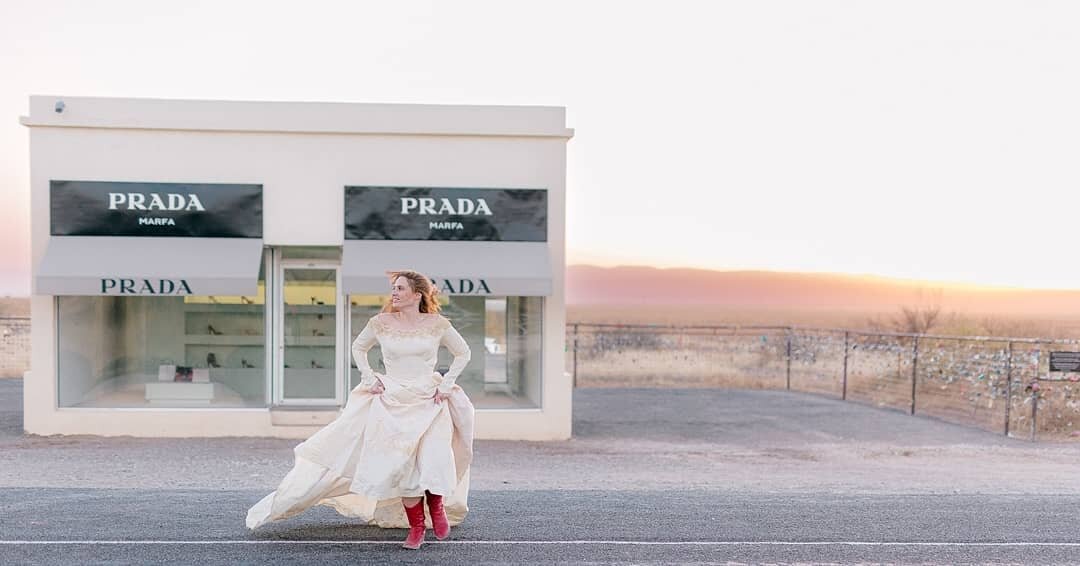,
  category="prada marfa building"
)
[22,96,573,440]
